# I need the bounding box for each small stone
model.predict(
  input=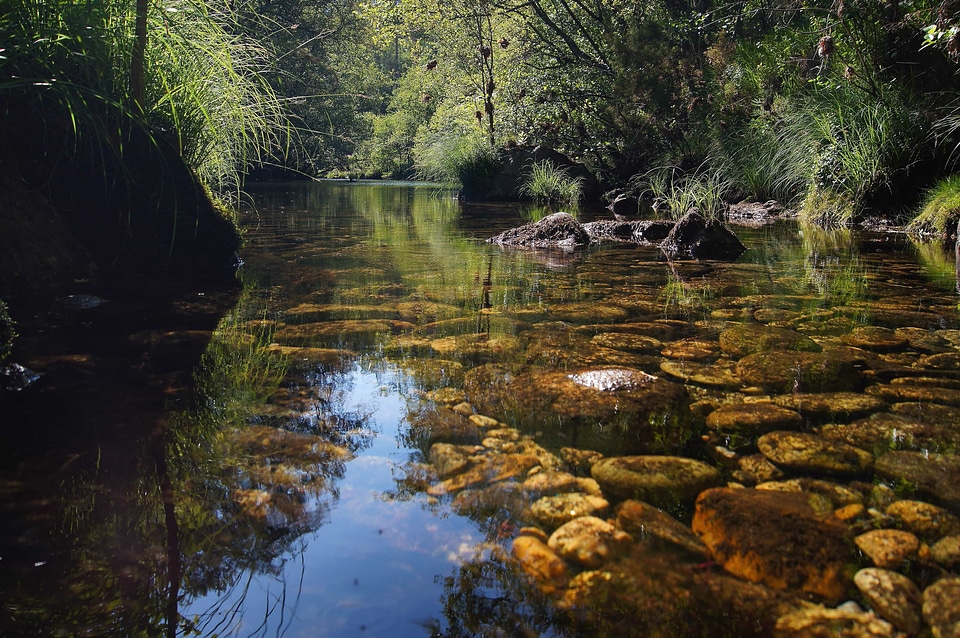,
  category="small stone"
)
[930,536,960,569]
[773,606,898,638]
[512,535,568,593]
[719,324,821,358]
[755,478,864,508]
[522,470,580,498]
[530,493,610,529]
[736,351,861,393]
[841,327,909,352]
[835,504,867,522]
[758,431,874,477]
[560,447,604,476]
[923,578,960,638]
[854,567,923,635]
[772,392,886,422]
[875,450,960,510]
[452,401,474,416]
[468,413,500,428]
[855,529,920,569]
[428,442,481,478]
[547,516,633,568]
[733,454,786,485]
[885,500,960,540]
